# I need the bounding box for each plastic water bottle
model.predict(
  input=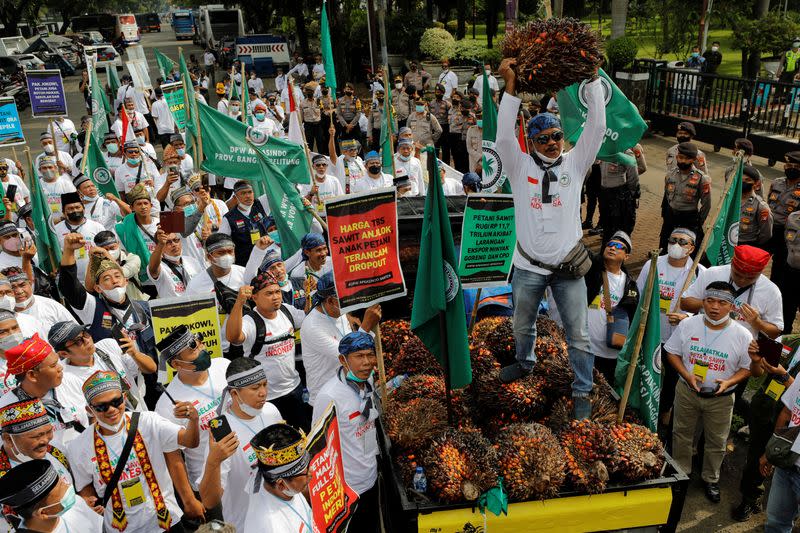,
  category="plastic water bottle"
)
[388,374,408,392]
[412,466,427,493]
[302,388,310,404]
